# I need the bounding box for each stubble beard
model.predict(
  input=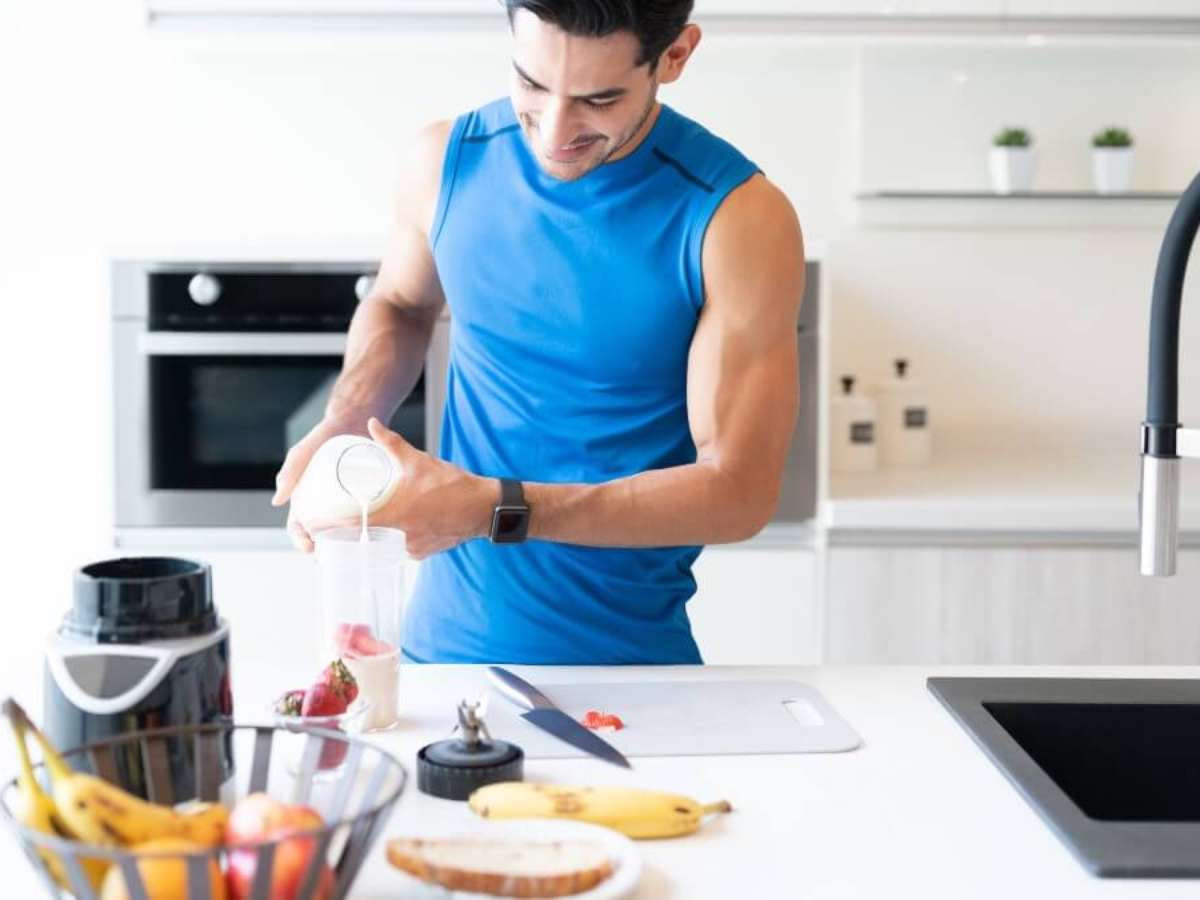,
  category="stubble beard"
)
[526,89,659,182]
